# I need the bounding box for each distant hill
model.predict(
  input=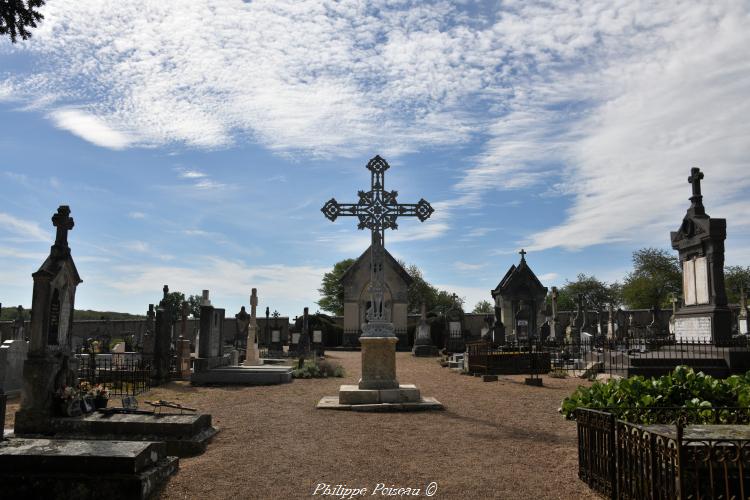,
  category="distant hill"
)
[0,308,145,321]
